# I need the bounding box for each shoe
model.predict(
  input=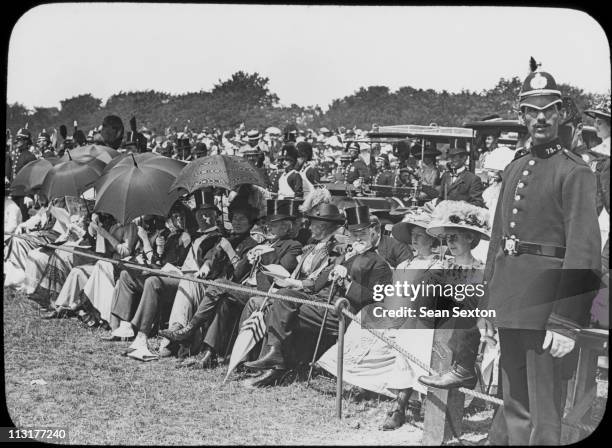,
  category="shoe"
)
[418,364,477,390]
[158,347,173,358]
[41,309,69,319]
[382,409,406,431]
[111,325,135,339]
[159,323,196,342]
[243,345,286,371]
[241,368,286,388]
